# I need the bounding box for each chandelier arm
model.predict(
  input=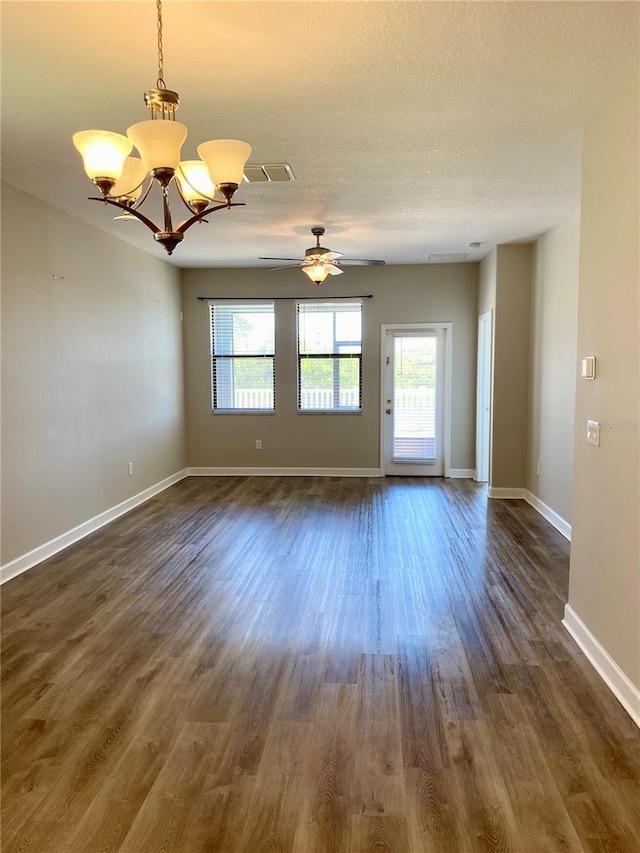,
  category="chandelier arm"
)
[174,170,230,211]
[176,166,215,207]
[88,197,161,235]
[130,175,155,211]
[177,202,245,235]
[174,179,199,214]
[161,185,174,232]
